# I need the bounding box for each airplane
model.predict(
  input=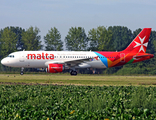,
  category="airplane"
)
[1,28,154,75]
